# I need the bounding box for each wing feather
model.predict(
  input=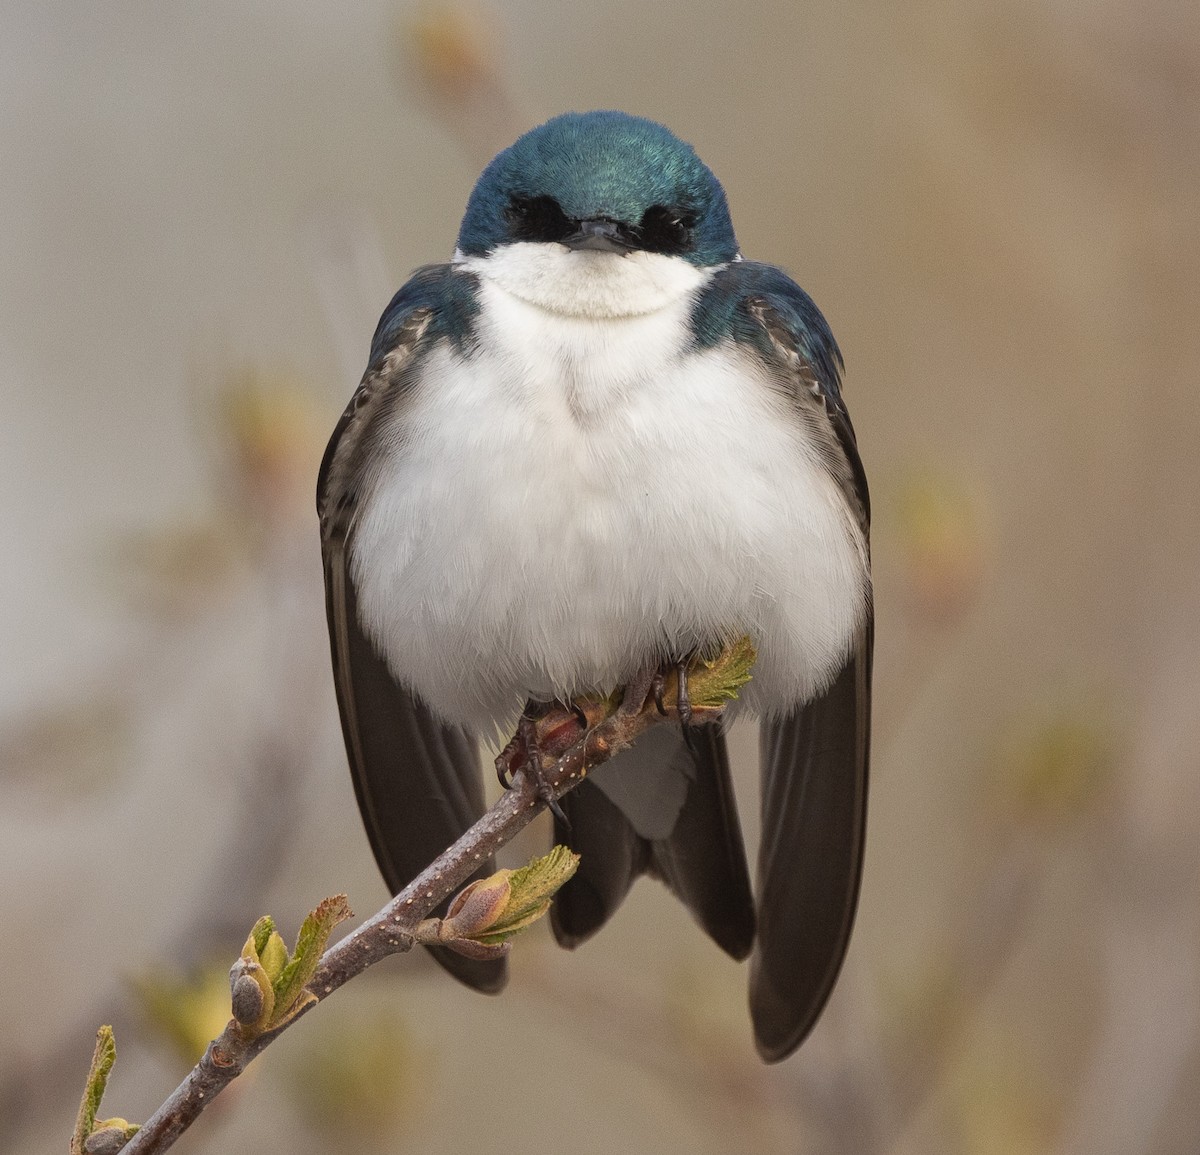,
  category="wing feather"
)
[729,271,872,1061]
[318,288,504,993]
